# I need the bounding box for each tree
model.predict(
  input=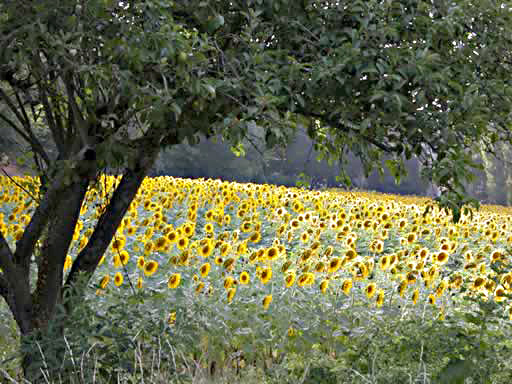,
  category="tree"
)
[1,0,512,380]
